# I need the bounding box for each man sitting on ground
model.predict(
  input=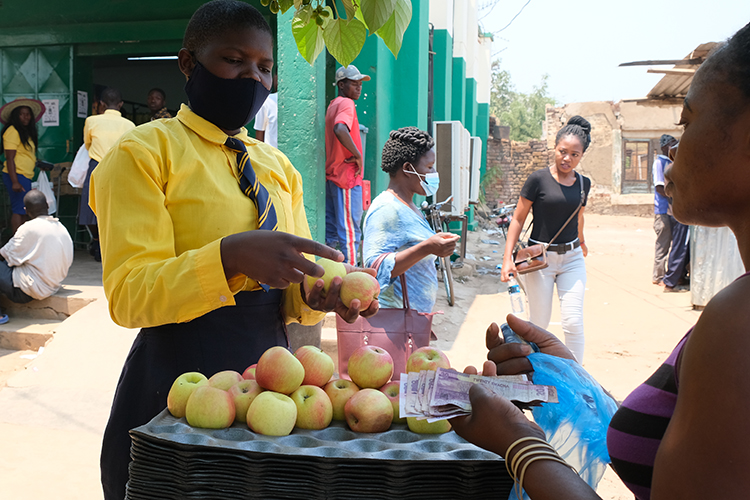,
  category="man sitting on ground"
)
[0,189,74,323]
